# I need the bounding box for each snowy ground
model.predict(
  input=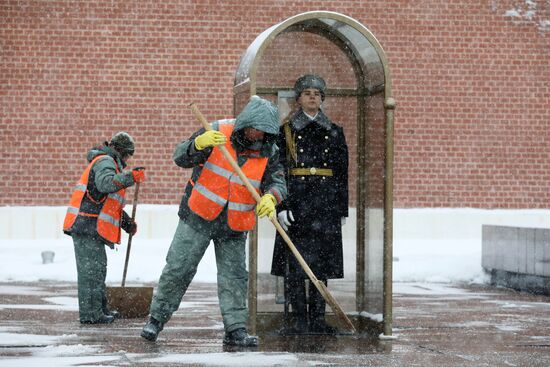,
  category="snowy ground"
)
[0,236,504,367]
[2,223,543,366]
[0,281,549,366]
[0,235,488,285]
